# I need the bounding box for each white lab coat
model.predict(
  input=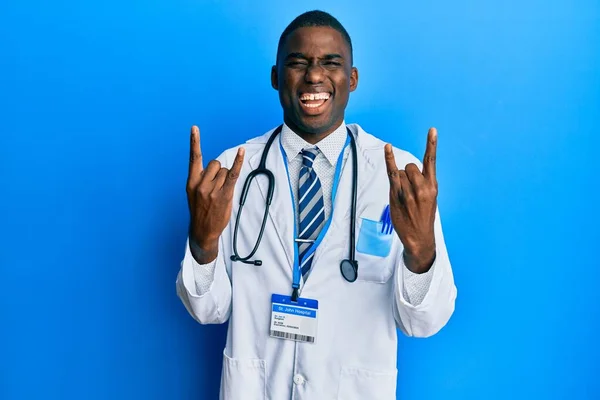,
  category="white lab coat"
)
[177,124,457,400]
